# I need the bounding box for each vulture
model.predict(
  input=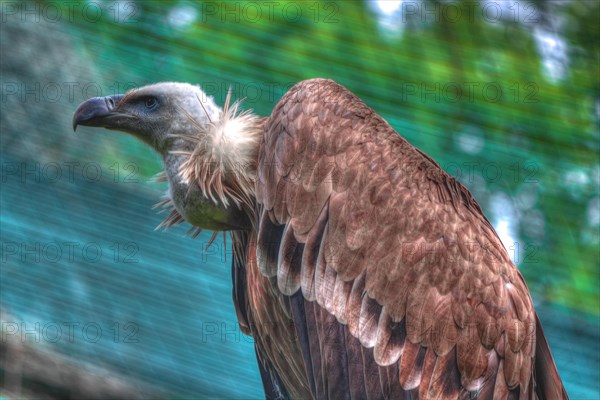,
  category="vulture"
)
[73,78,568,399]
